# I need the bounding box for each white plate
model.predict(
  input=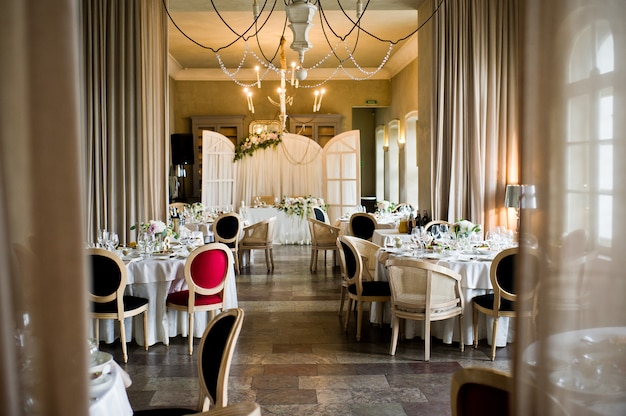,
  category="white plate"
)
[89,373,114,397]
